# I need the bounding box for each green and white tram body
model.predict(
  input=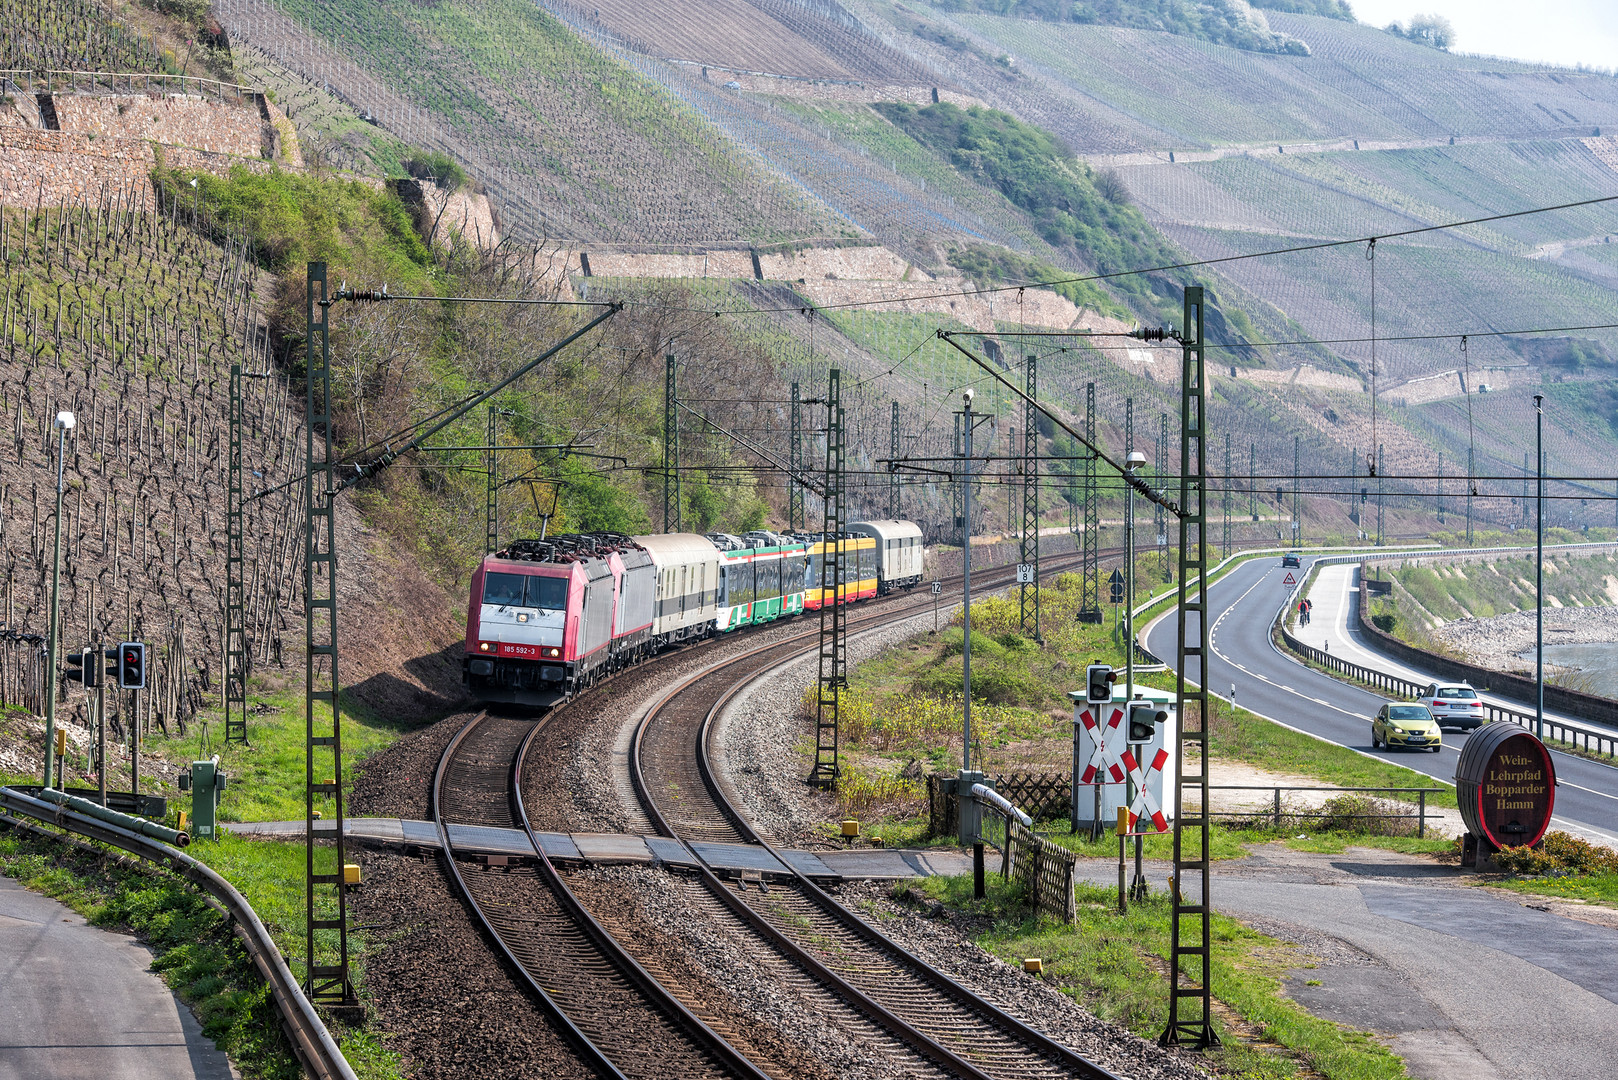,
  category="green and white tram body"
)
[709,532,809,631]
